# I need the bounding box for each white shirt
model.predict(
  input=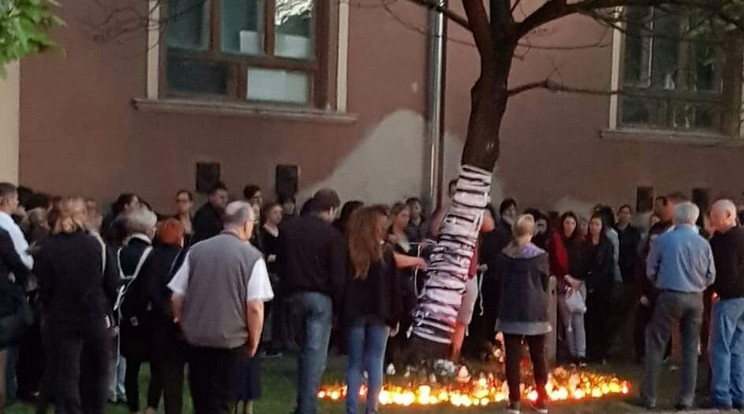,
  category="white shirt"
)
[0,211,33,270]
[168,252,274,302]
